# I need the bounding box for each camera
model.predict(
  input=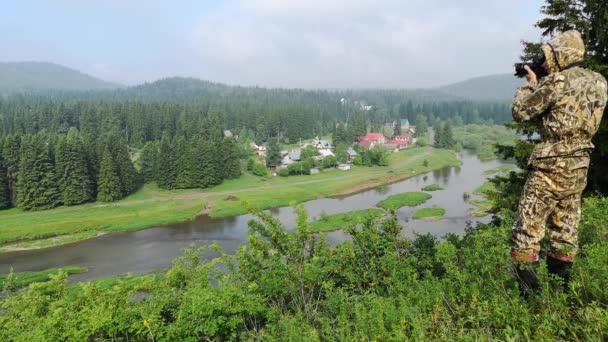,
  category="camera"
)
[514,56,548,78]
